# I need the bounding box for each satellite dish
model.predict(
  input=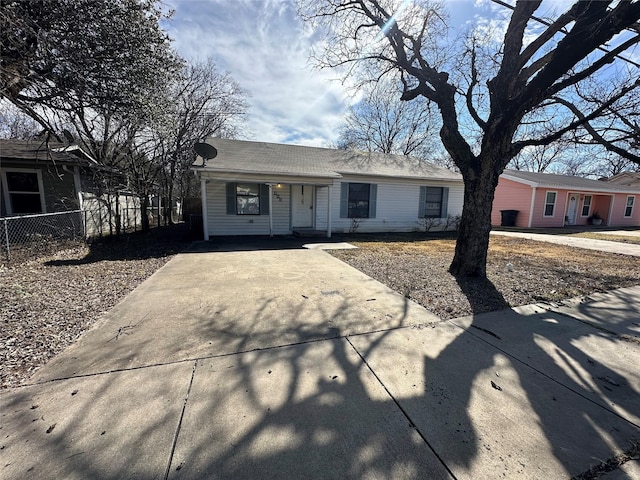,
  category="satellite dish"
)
[194,142,217,166]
